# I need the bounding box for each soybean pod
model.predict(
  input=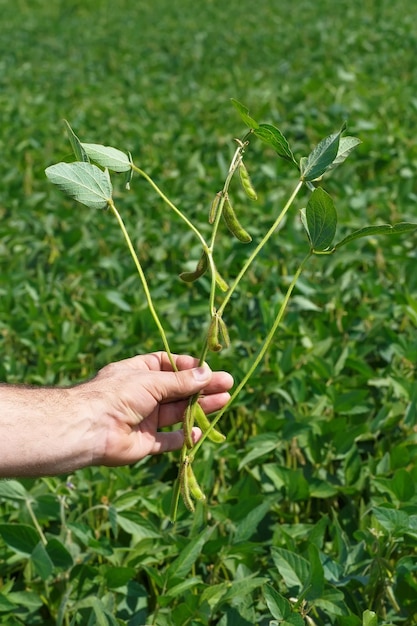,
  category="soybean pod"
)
[215,267,229,292]
[209,191,222,224]
[193,401,226,443]
[223,195,252,243]
[186,462,206,502]
[239,161,257,200]
[179,250,208,283]
[218,315,230,349]
[183,402,195,449]
[207,313,222,352]
[179,457,195,512]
